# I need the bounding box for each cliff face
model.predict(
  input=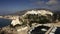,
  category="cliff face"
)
[22,10,53,25]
